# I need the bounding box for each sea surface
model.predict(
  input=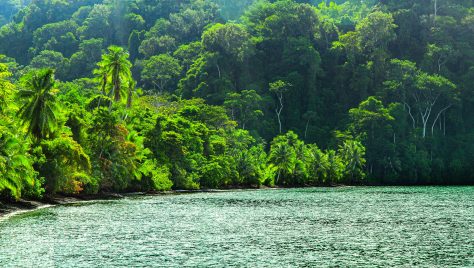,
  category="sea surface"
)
[0,187,473,267]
